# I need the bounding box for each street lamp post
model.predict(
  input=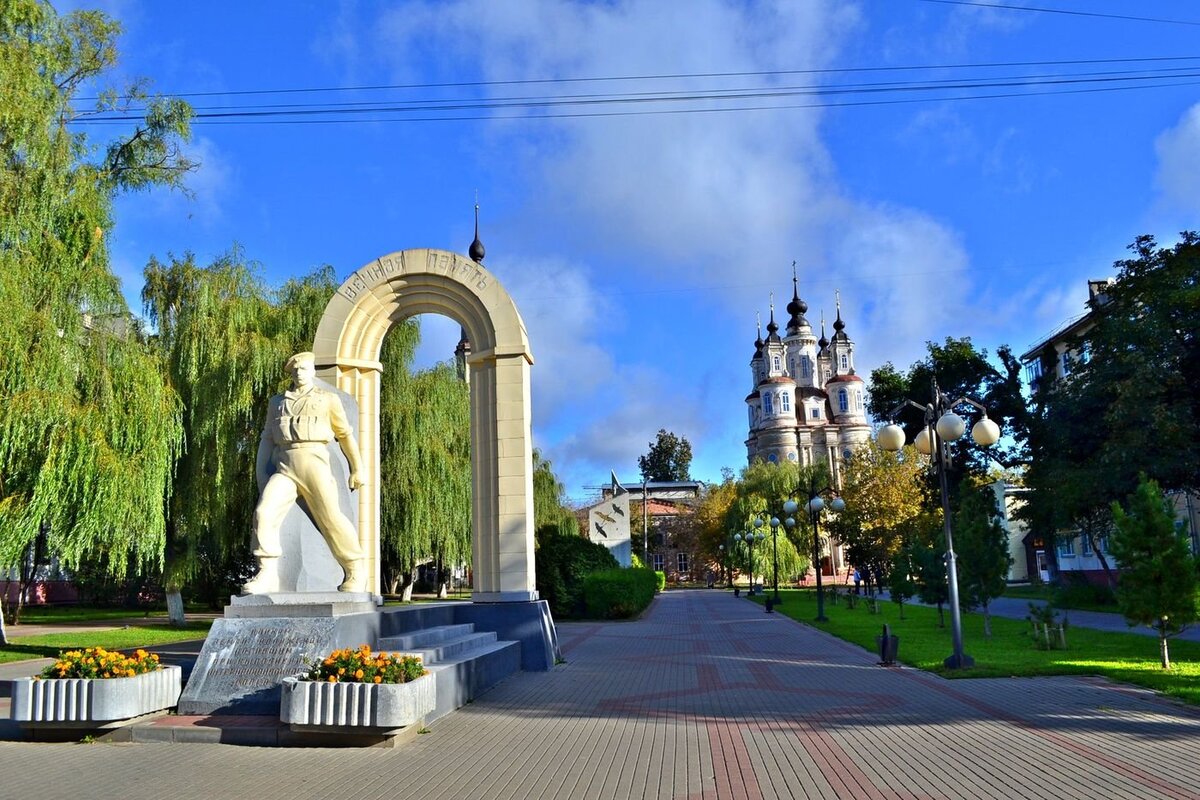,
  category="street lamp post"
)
[718,543,727,588]
[735,530,764,593]
[876,378,1001,670]
[782,485,845,623]
[753,512,786,605]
